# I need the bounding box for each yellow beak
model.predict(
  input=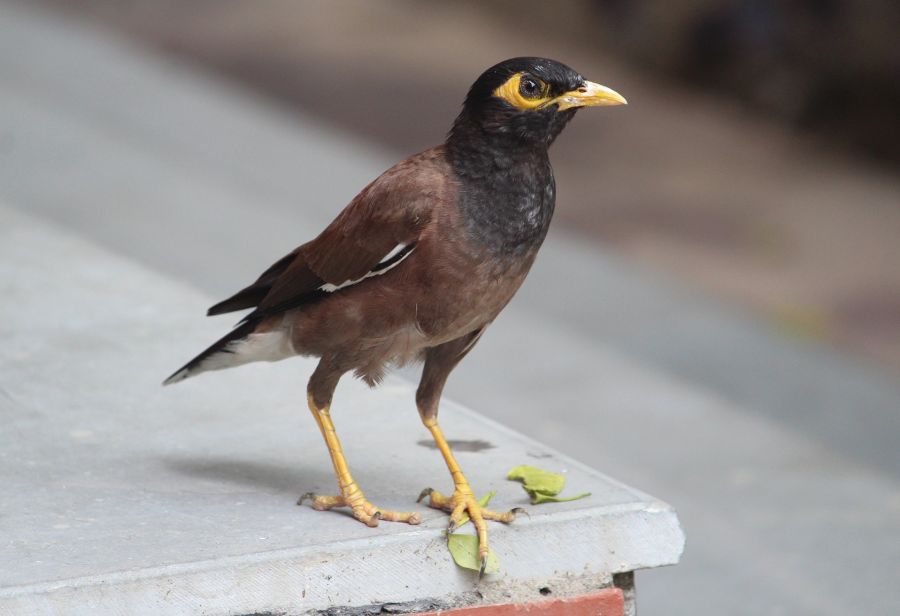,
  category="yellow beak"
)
[551,81,627,110]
